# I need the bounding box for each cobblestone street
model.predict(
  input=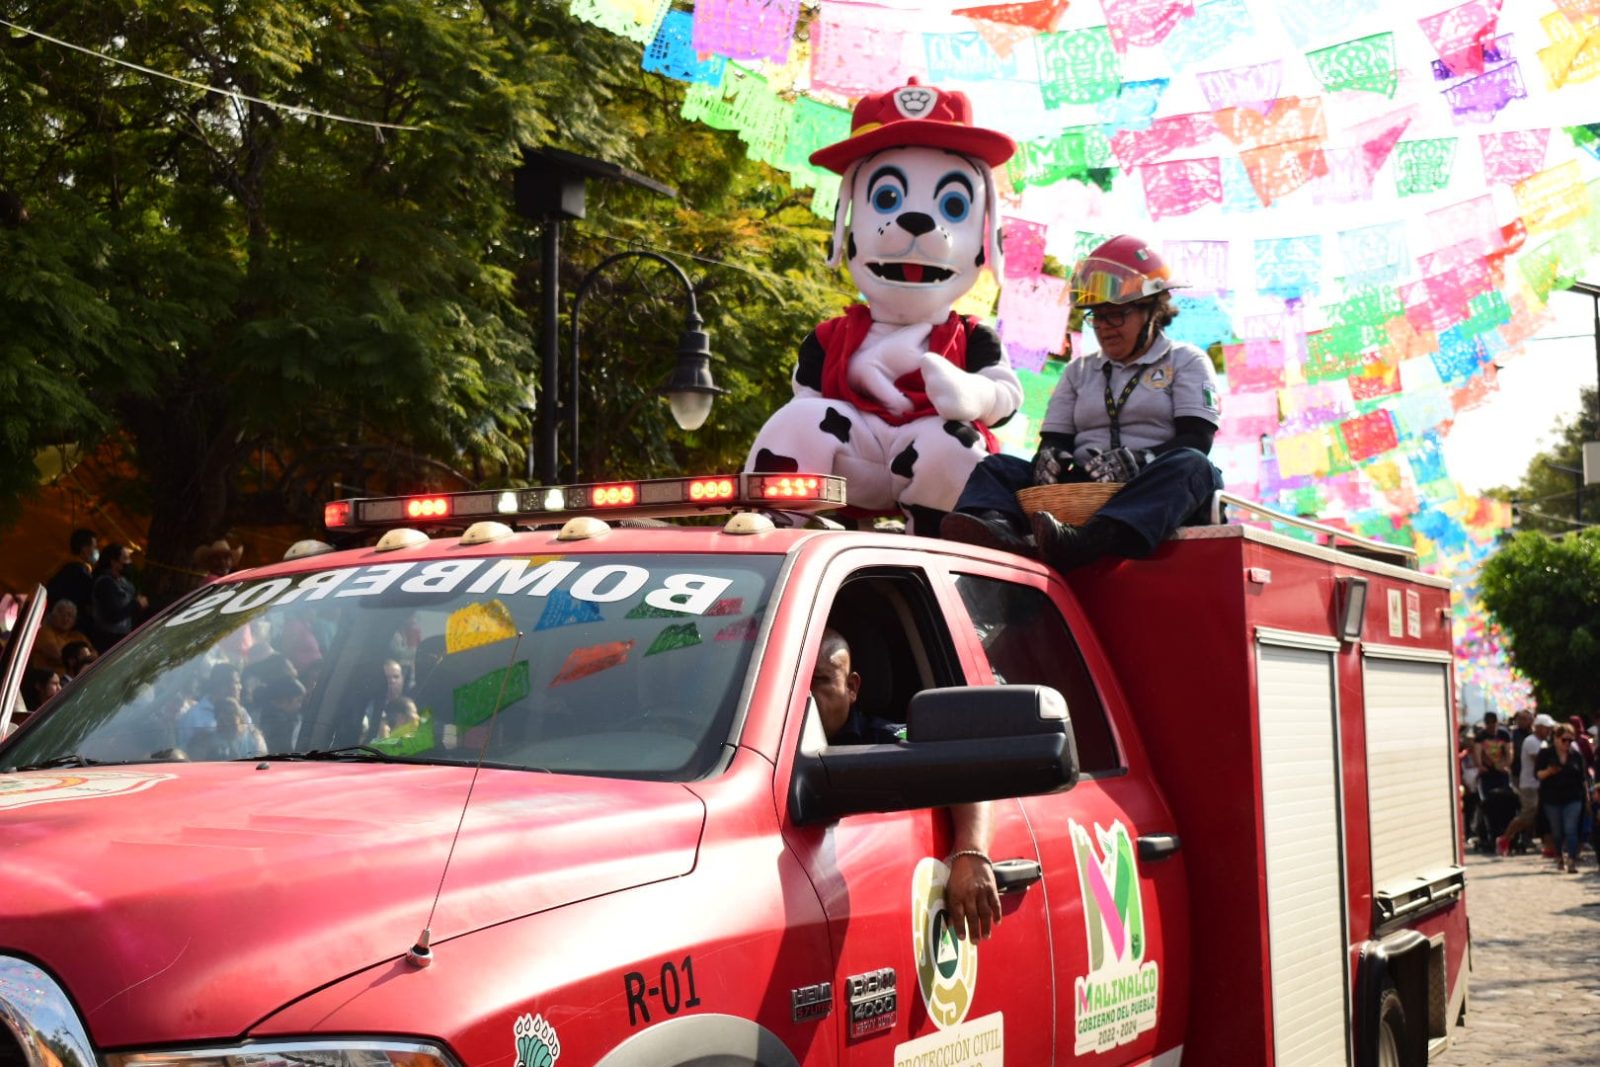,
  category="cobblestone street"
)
[1434,849,1600,1065]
